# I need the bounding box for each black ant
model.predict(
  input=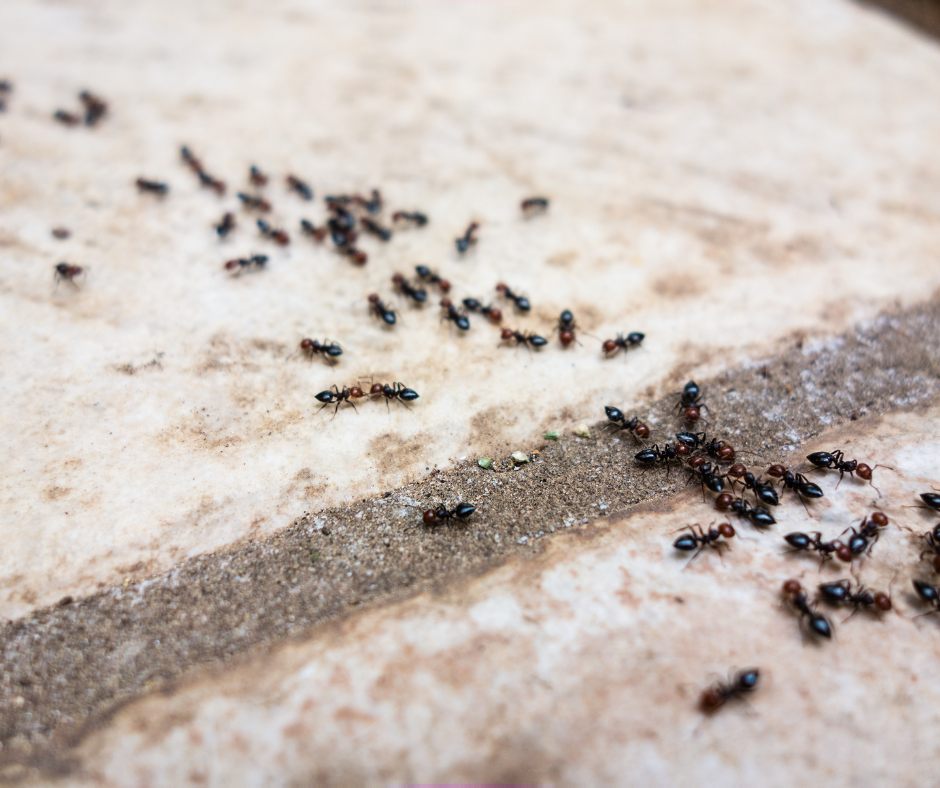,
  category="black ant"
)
[440,299,470,331]
[288,338,343,363]
[604,406,650,443]
[714,494,775,528]
[423,502,475,526]
[817,579,892,621]
[635,443,683,471]
[916,492,940,512]
[178,147,223,193]
[841,512,889,557]
[249,165,268,187]
[181,146,203,173]
[462,299,502,323]
[495,282,530,312]
[675,381,707,424]
[391,273,428,304]
[286,174,313,201]
[216,212,236,238]
[806,450,882,495]
[237,193,271,212]
[765,465,824,513]
[602,332,644,357]
[79,90,107,126]
[699,668,760,714]
[392,211,428,227]
[368,294,397,326]
[361,217,392,241]
[54,110,81,126]
[300,219,326,242]
[353,189,382,214]
[341,247,368,266]
[135,178,168,195]
[722,465,777,506]
[678,433,737,463]
[672,522,736,567]
[54,262,84,287]
[415,266,450,293]
[455,222,479,253]
[257,219,289,245]
[783,531,852,565]
[919,523,940,573]
[687,457,725,498]
[314,384,365,418]
[499,328,547,349]
[782,579,834,639]
[367,381,420,409]
[555,310,581,347]
[224,255,268,275]
[521,197,550,217]
[913,579,940,616]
